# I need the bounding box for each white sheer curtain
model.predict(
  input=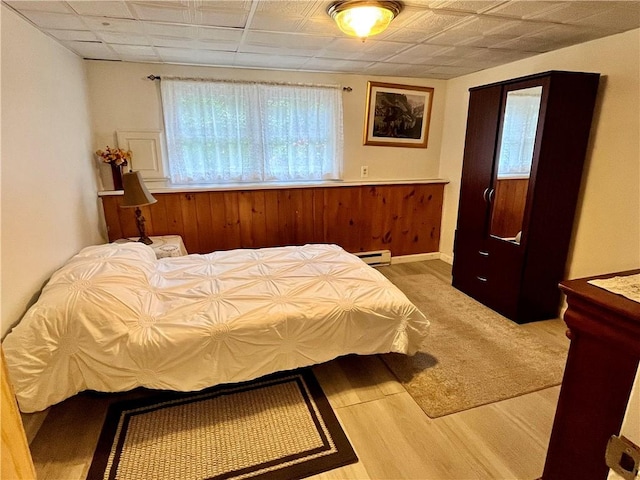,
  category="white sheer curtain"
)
[161,78,343,184]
